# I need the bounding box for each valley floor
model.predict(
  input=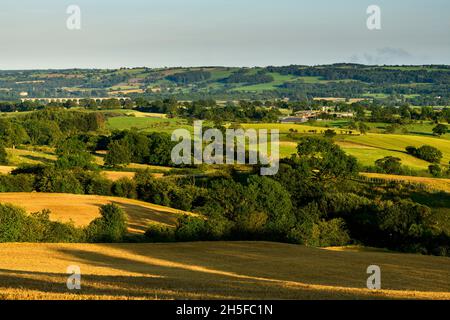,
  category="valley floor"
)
[0,242,449,300]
